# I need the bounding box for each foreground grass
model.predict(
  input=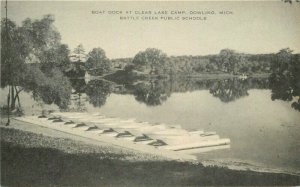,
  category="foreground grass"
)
[1,127,300,186]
